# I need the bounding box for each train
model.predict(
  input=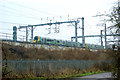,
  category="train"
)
[33,36,104,49]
